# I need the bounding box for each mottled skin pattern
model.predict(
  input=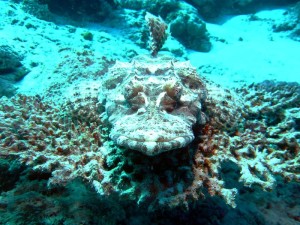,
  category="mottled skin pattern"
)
[99,55,207,156]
